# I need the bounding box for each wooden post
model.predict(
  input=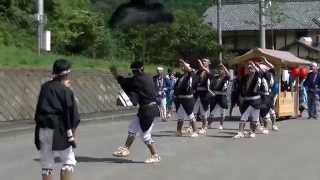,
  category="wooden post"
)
[259,0,266,49]
[276,66,281,117]
[295,76,300,118]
